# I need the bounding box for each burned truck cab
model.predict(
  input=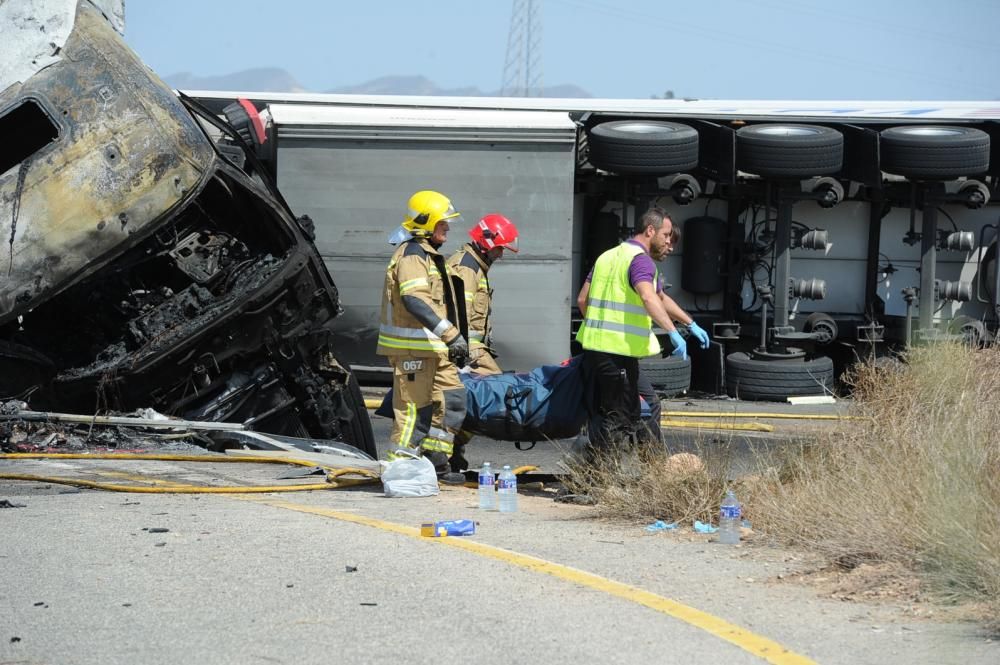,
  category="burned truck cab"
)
[0,1,374,454]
